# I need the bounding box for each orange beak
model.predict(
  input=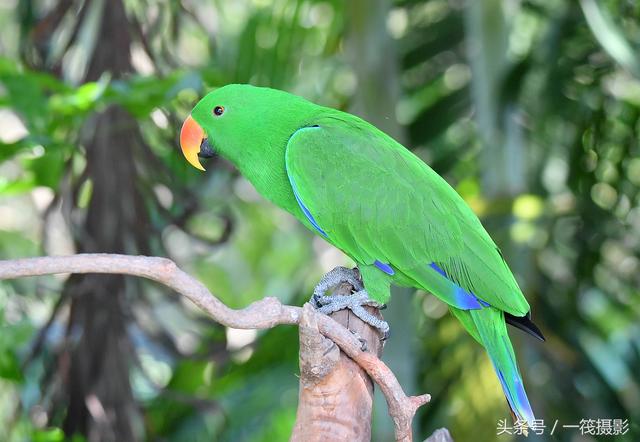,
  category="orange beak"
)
[180,115,206,171]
